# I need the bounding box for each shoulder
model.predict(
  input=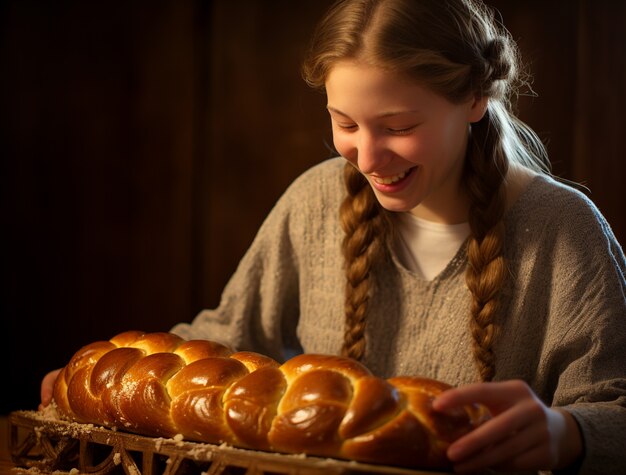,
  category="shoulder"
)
[508,174,613,236]
[276,157,346,209]
[506,174,625,272]
[286,157,345,191]
[257,157,346,235]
